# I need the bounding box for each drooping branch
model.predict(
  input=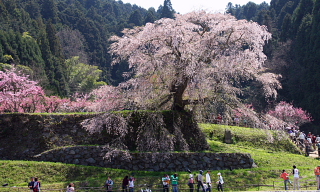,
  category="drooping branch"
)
[109,11,278,114]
